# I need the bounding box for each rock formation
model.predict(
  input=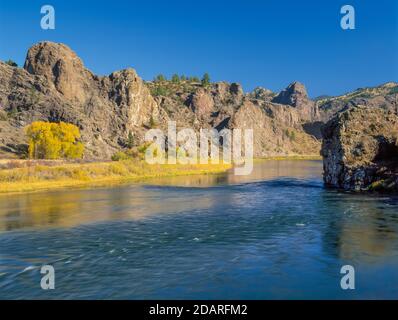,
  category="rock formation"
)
[321,106,398,192]
[0,41,397,162]
[1,42,159,159]
[272,81,319,121]
[148,79,321,158]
